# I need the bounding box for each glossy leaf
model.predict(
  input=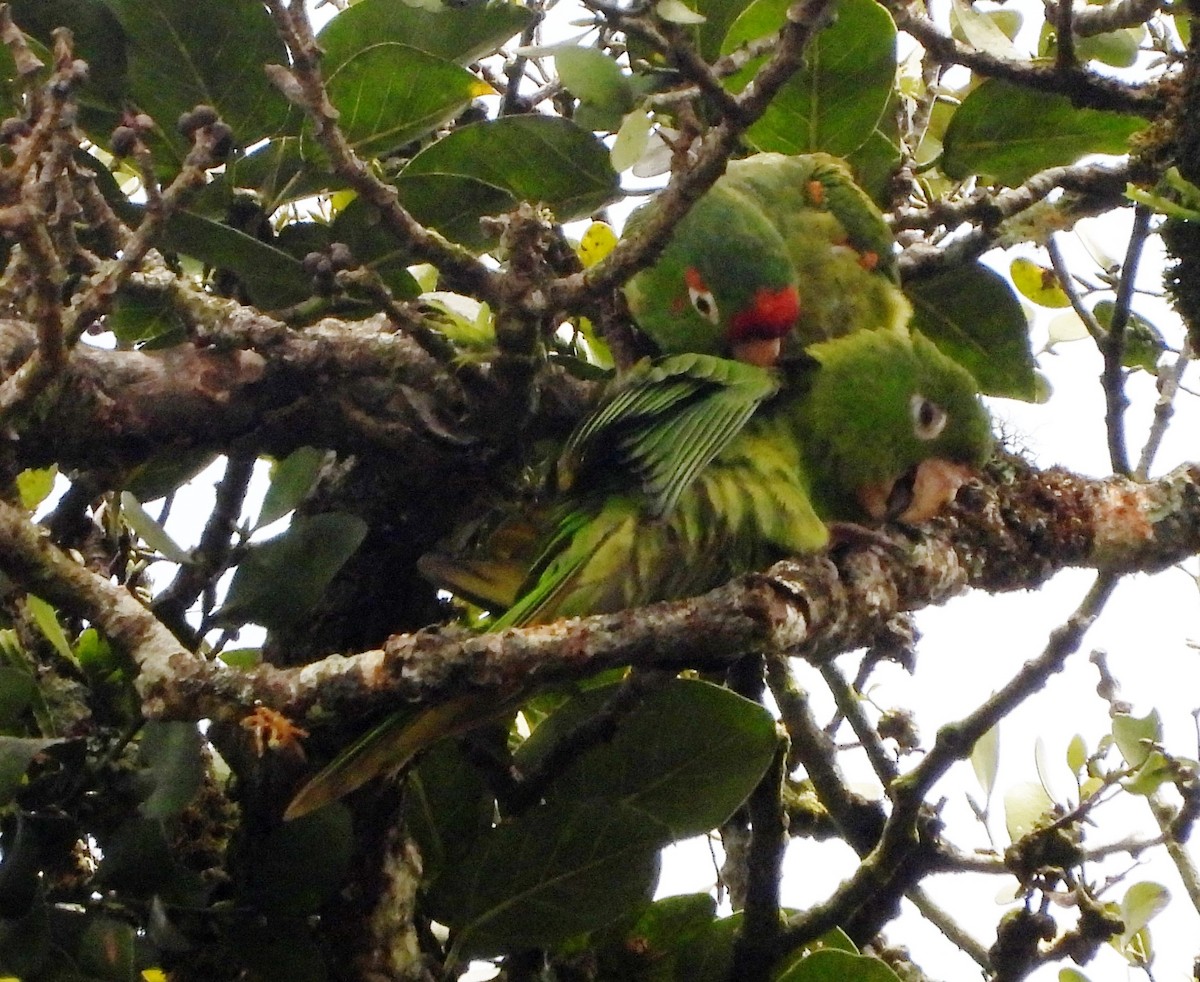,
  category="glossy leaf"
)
[241,803,354,917]
[257,447,327,529]
[906,261,1038,399]
[430,800,664,957]
[1011,257,1072,308]
[722,0,896,156]
[317,0,533,71]
[326,198,425,296]
[392,173,518,252]
[556,46,634,131]
[776,948,903,981]
[404,742,494,885]
[124,450,219,503]
[103,0,291,168]
[1003,780,1055,841]
[970,723,1000,800]
[325,43,490,157]
[15,467,56,511]
[401,117,621,222]
[121,492,192,564]
[160,209,314,309]
[943,79,1144,185]
[109,289,188,348]
[1112,710,1161,768]
[1093,299,1166,373]
[26,596,73,663]
[0,737,62,805]
[1120,881,1169,945]
[138,720,204,820]
[518,679,777,837]
[215,513,369,629]
[1066,734,1088,776]
[0,667,36,728]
